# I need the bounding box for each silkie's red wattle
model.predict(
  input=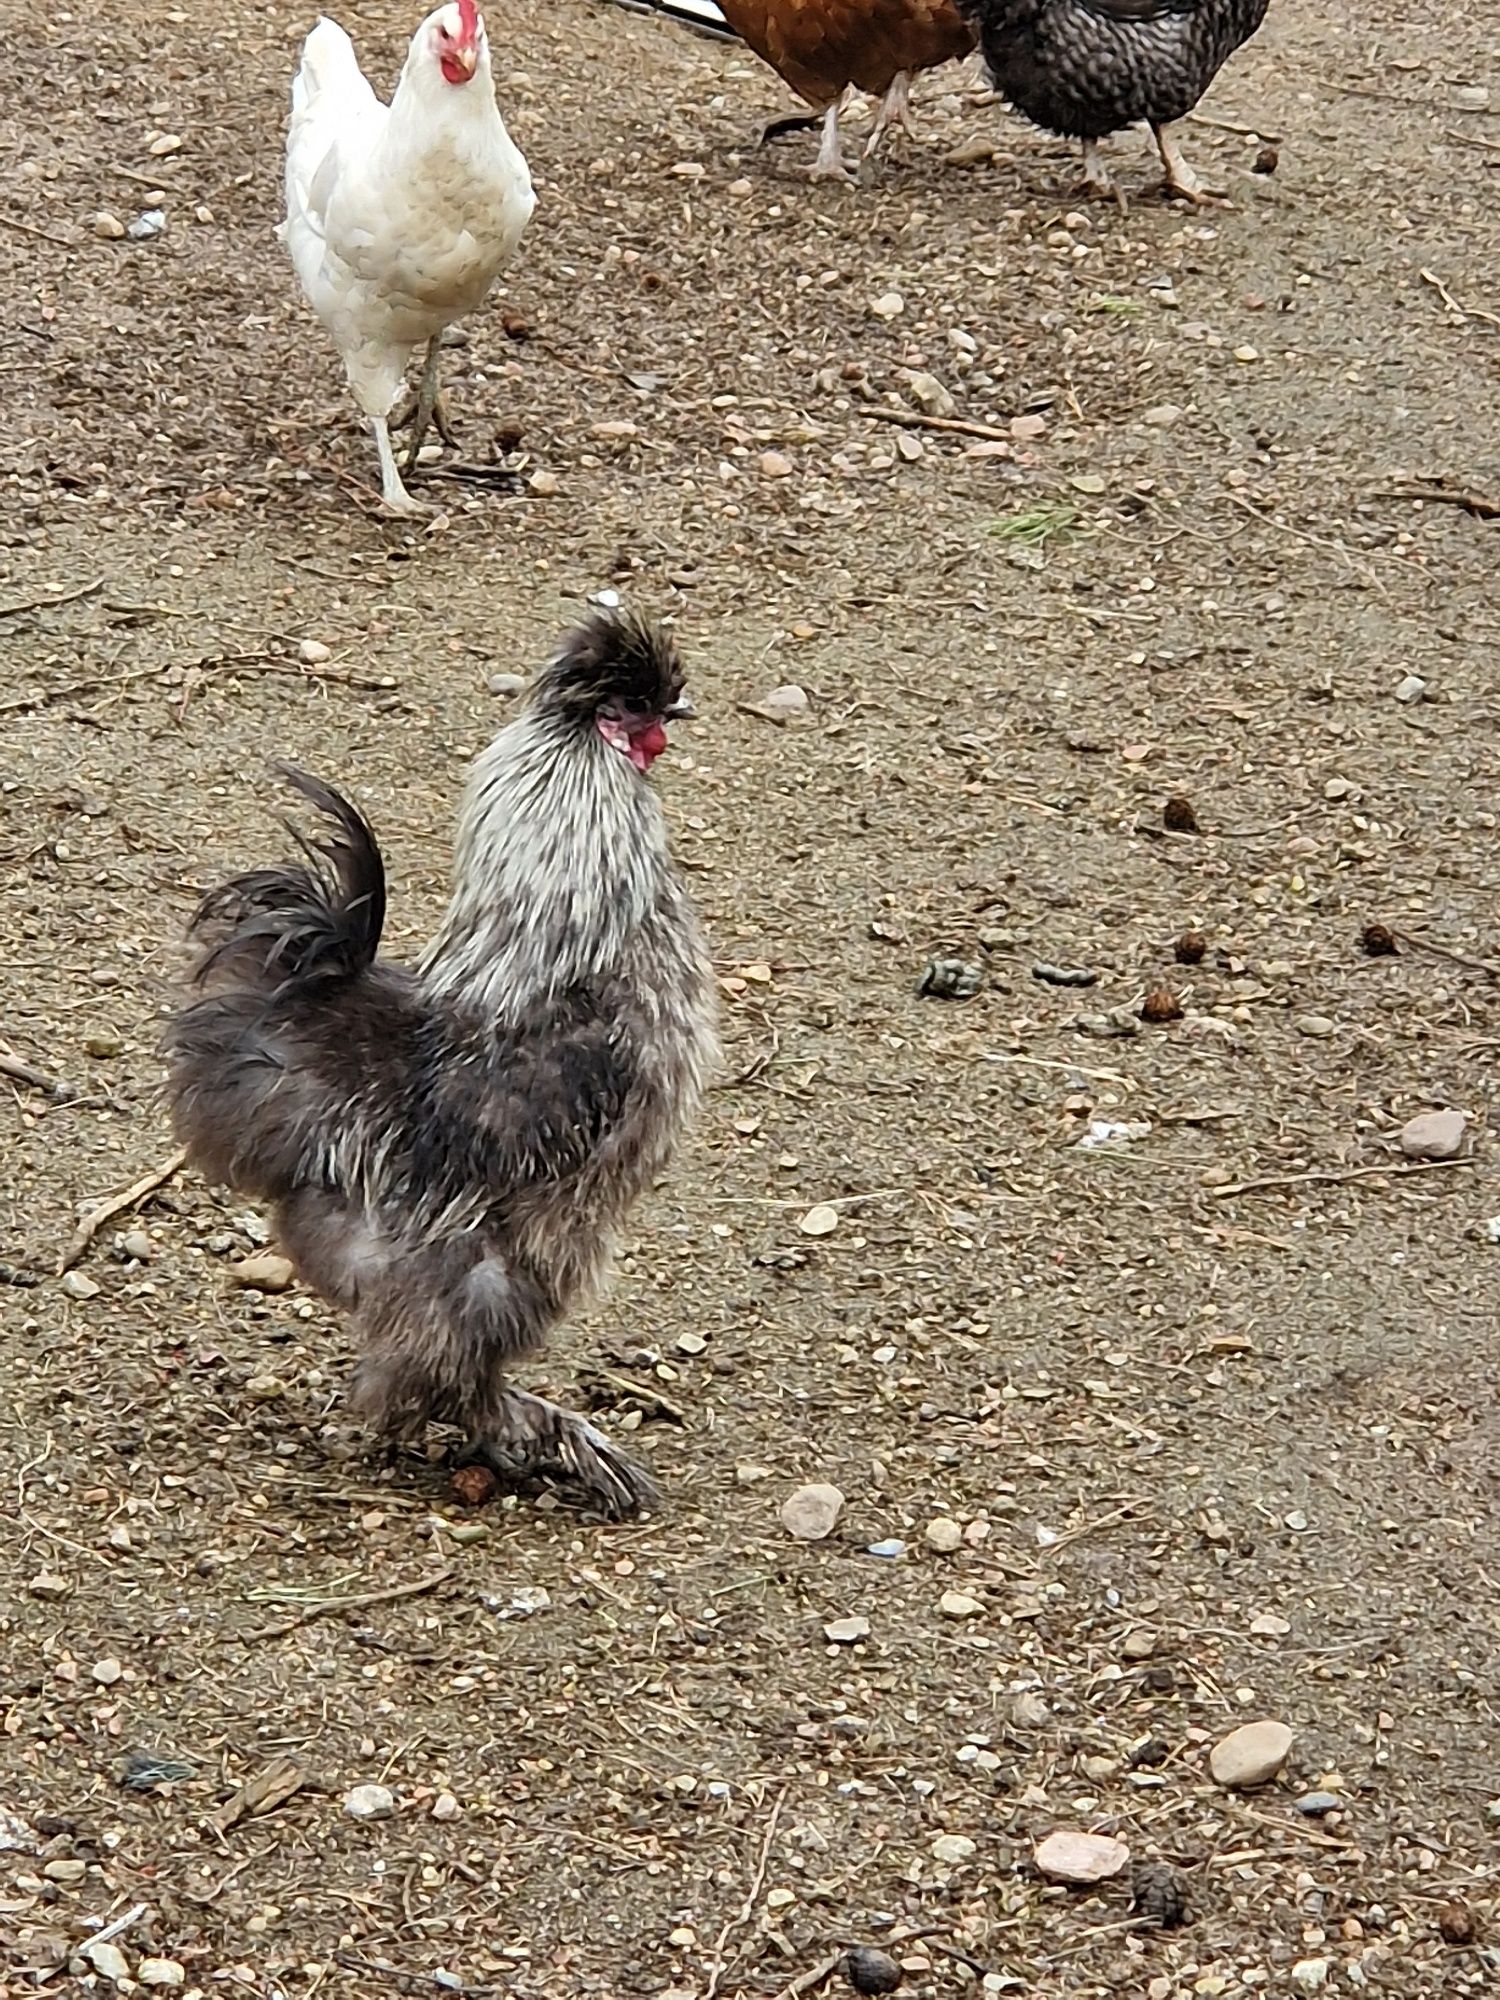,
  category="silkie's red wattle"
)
[631,722,670,771]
